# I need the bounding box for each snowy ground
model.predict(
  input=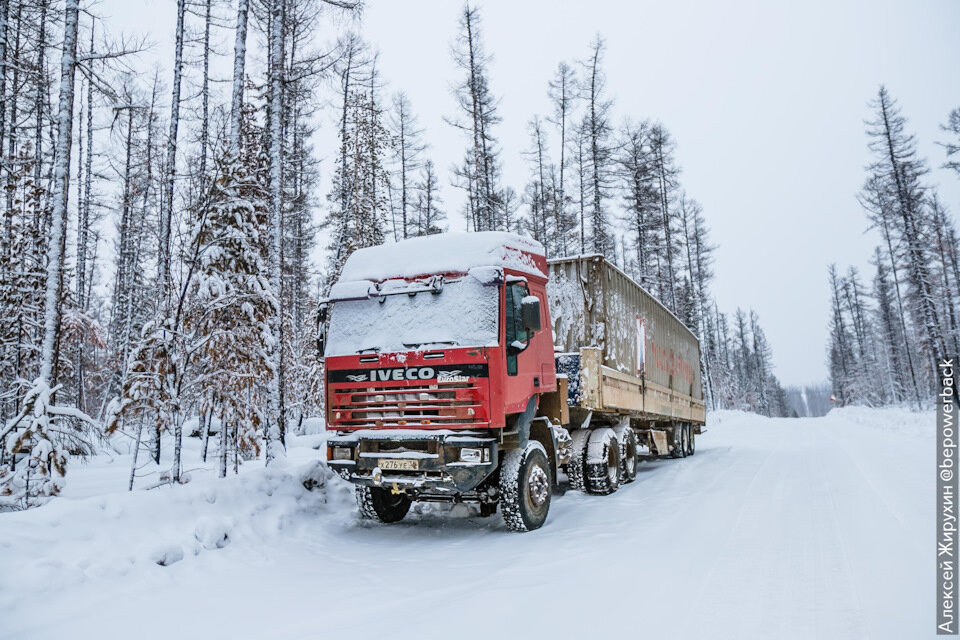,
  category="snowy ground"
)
[0,408,937,639]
